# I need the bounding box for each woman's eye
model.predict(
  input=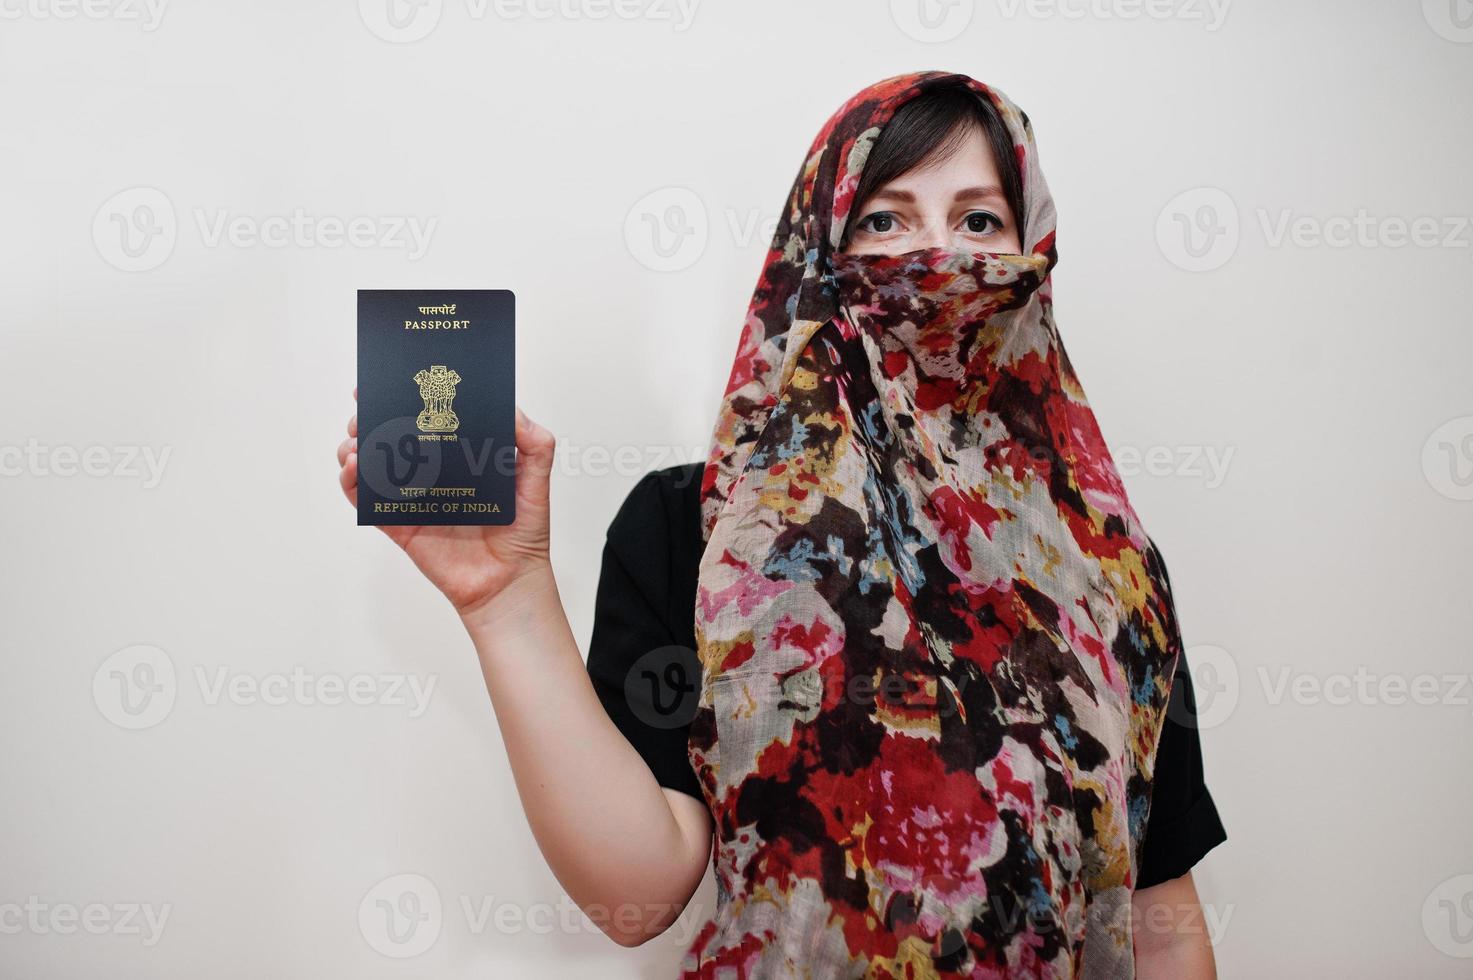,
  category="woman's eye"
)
[963,211,1002,235]
[858,212,897,234]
